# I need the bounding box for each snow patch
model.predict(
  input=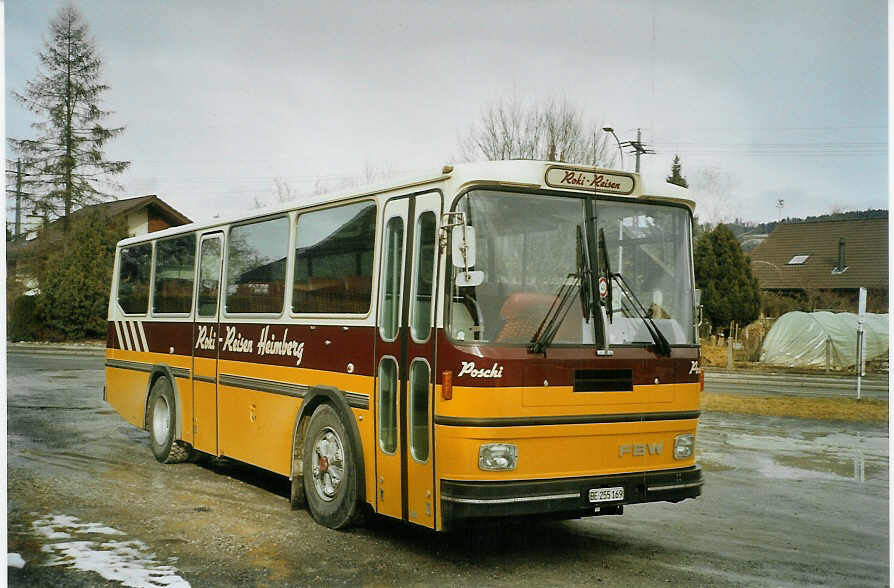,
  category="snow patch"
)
[32,514,189,588]
[8,553,26,568]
